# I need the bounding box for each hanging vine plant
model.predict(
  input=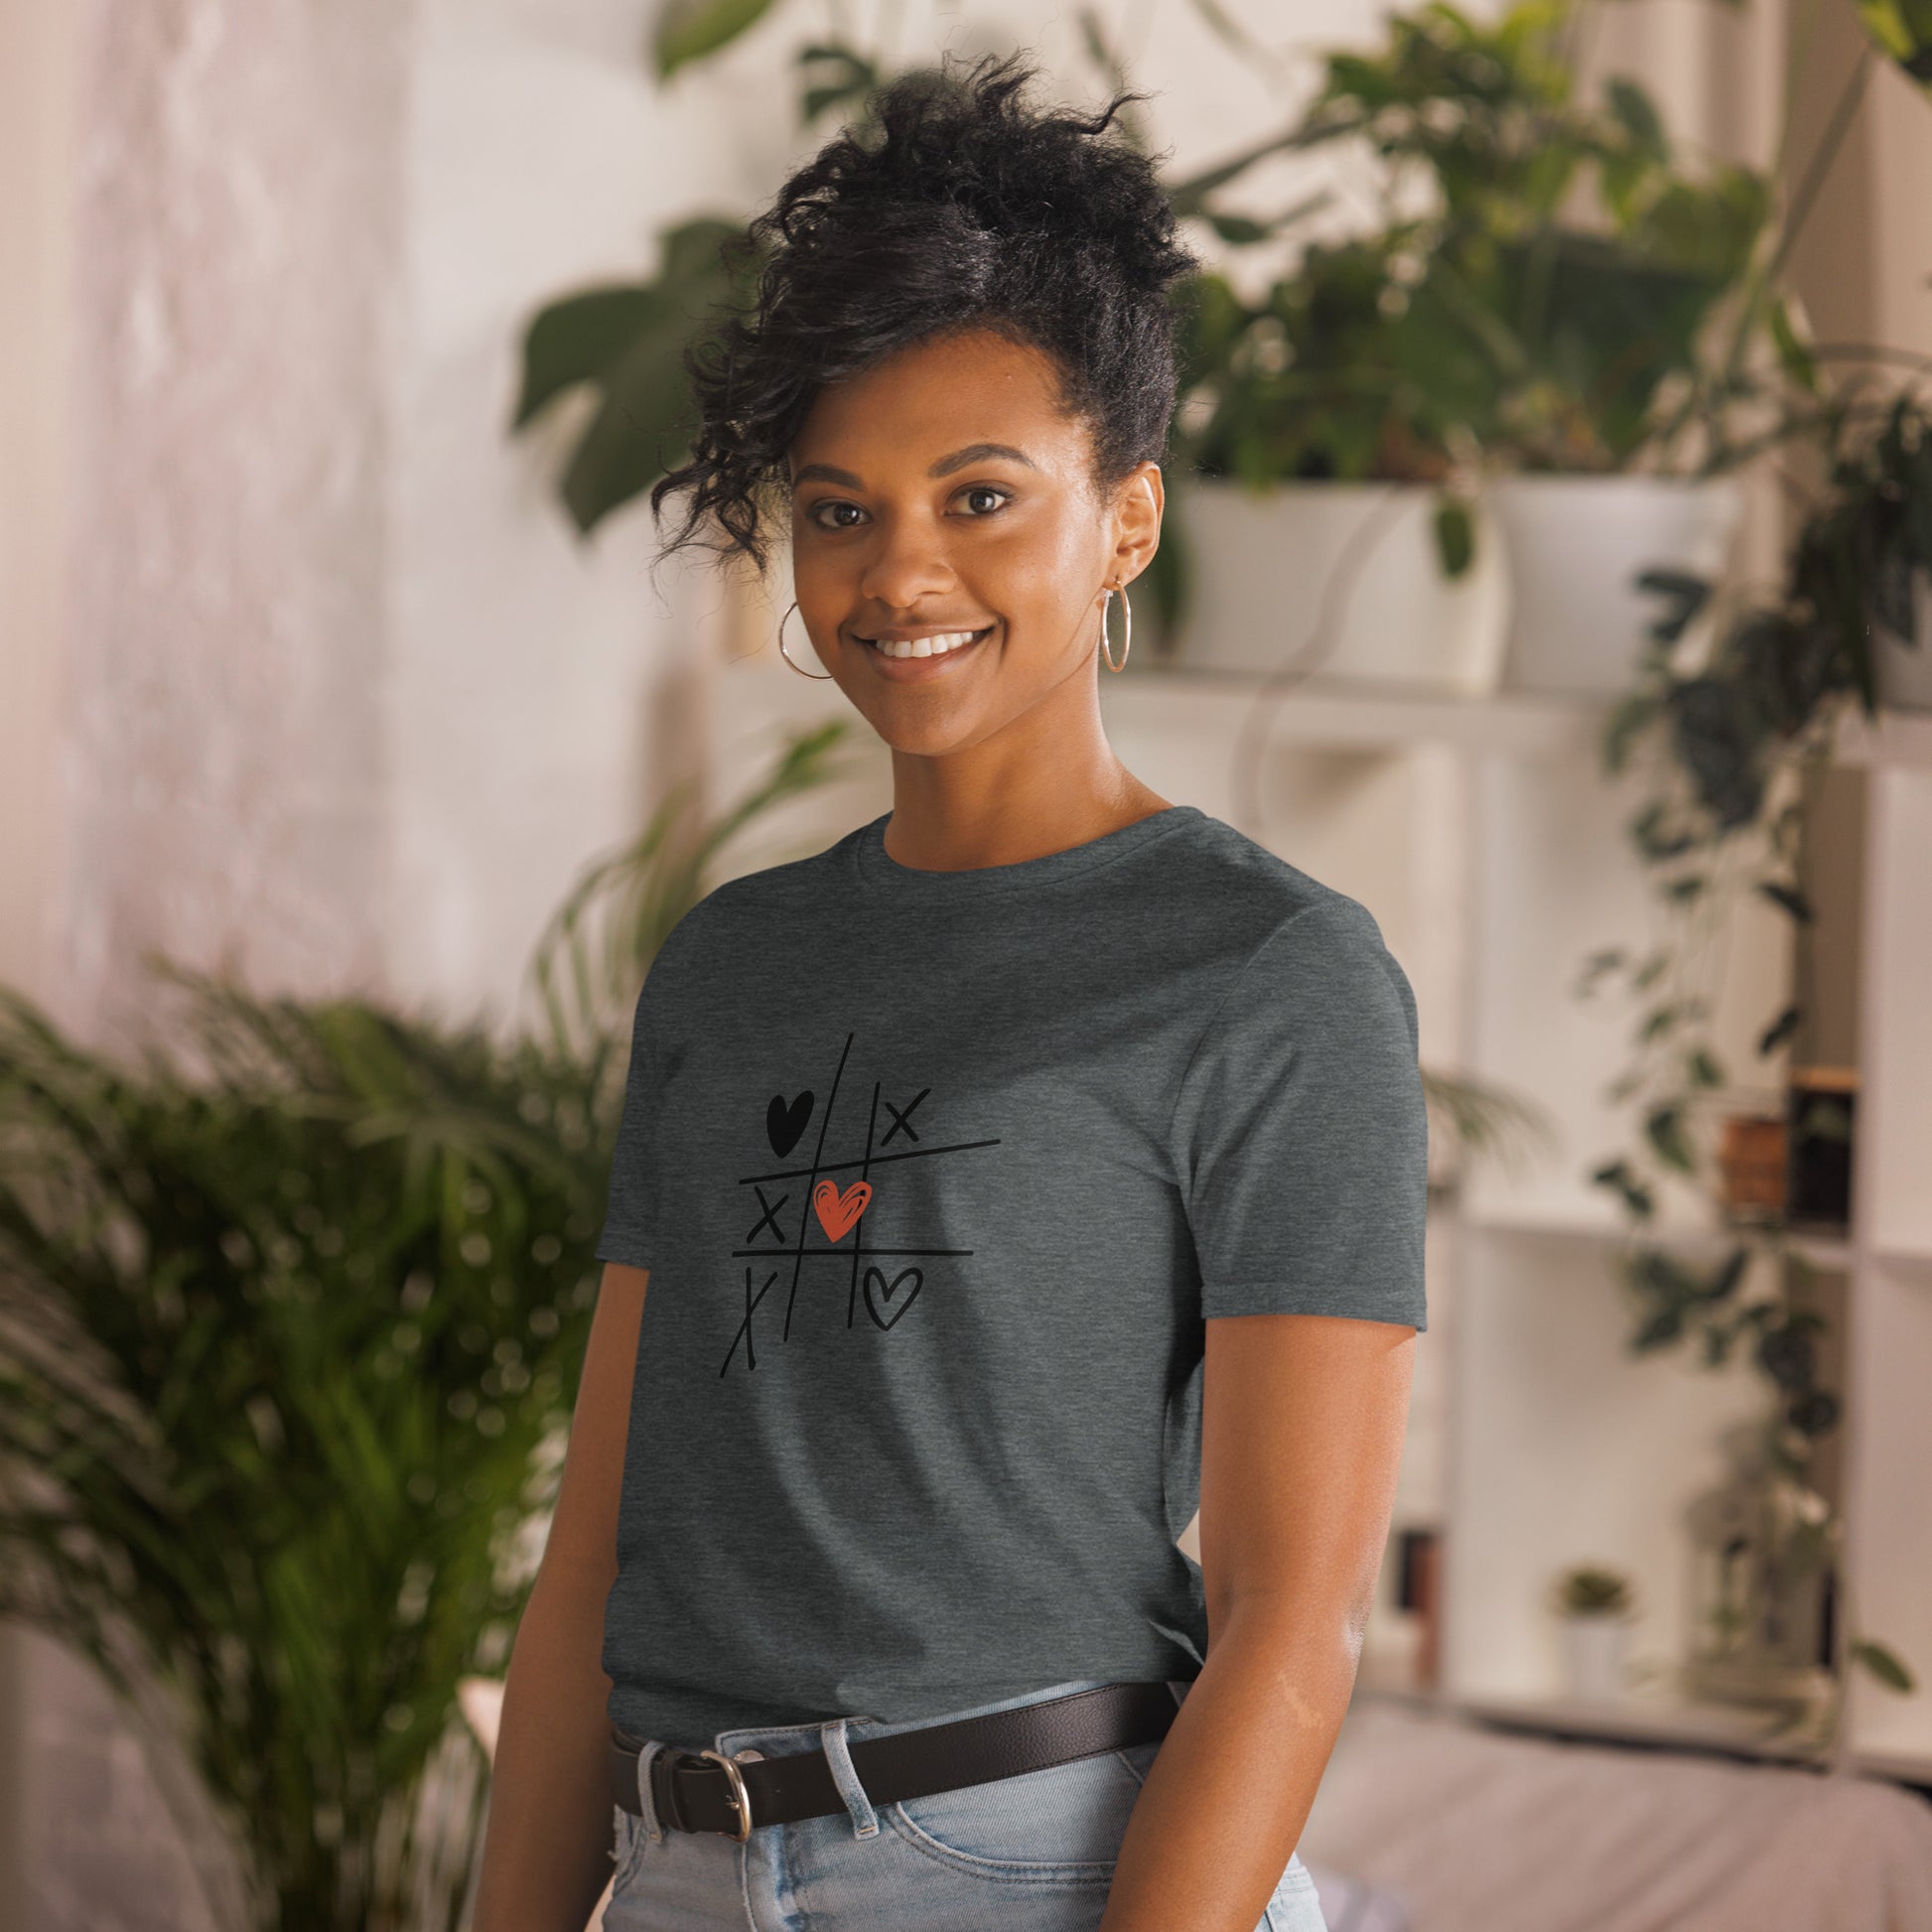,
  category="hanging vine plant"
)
[1581,383,1930,1704]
